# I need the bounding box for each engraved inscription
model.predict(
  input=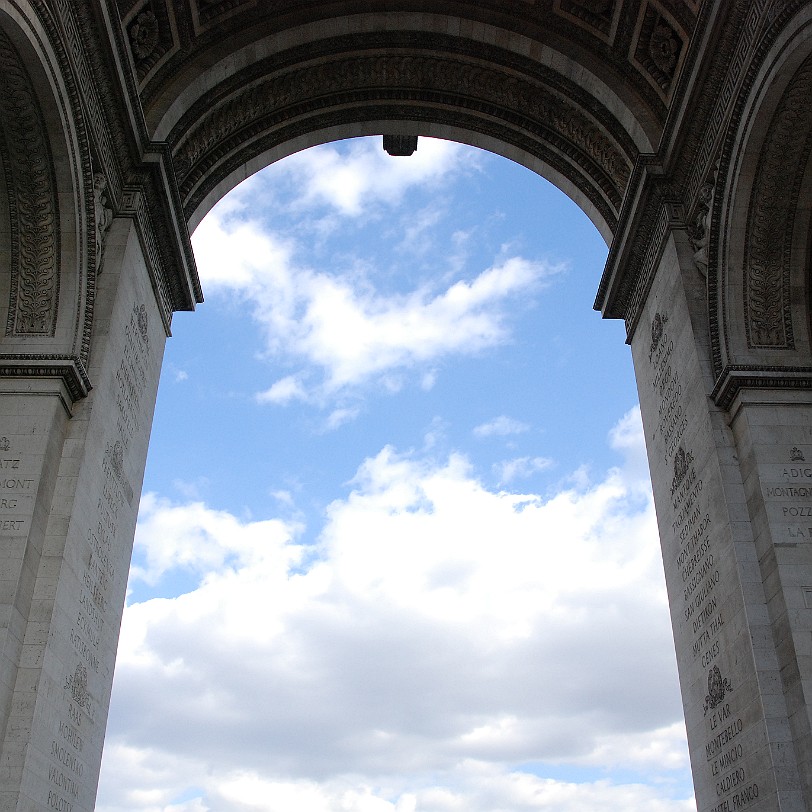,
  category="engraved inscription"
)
[759,449,812,543]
